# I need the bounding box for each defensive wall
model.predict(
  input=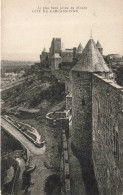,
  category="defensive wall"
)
[92,74,123,195]
[71,71,93,164]
[46,110,71,195]
[50,68,72,94]
[66,69,123,195]
[61,51,73,63]
[71,71,99,195]
[46,110,71,137]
